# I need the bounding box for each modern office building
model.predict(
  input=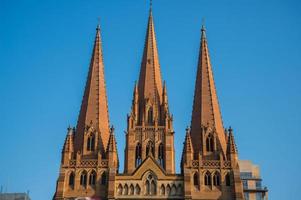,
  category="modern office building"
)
[239,160,268,200]
[0,192,31,200]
